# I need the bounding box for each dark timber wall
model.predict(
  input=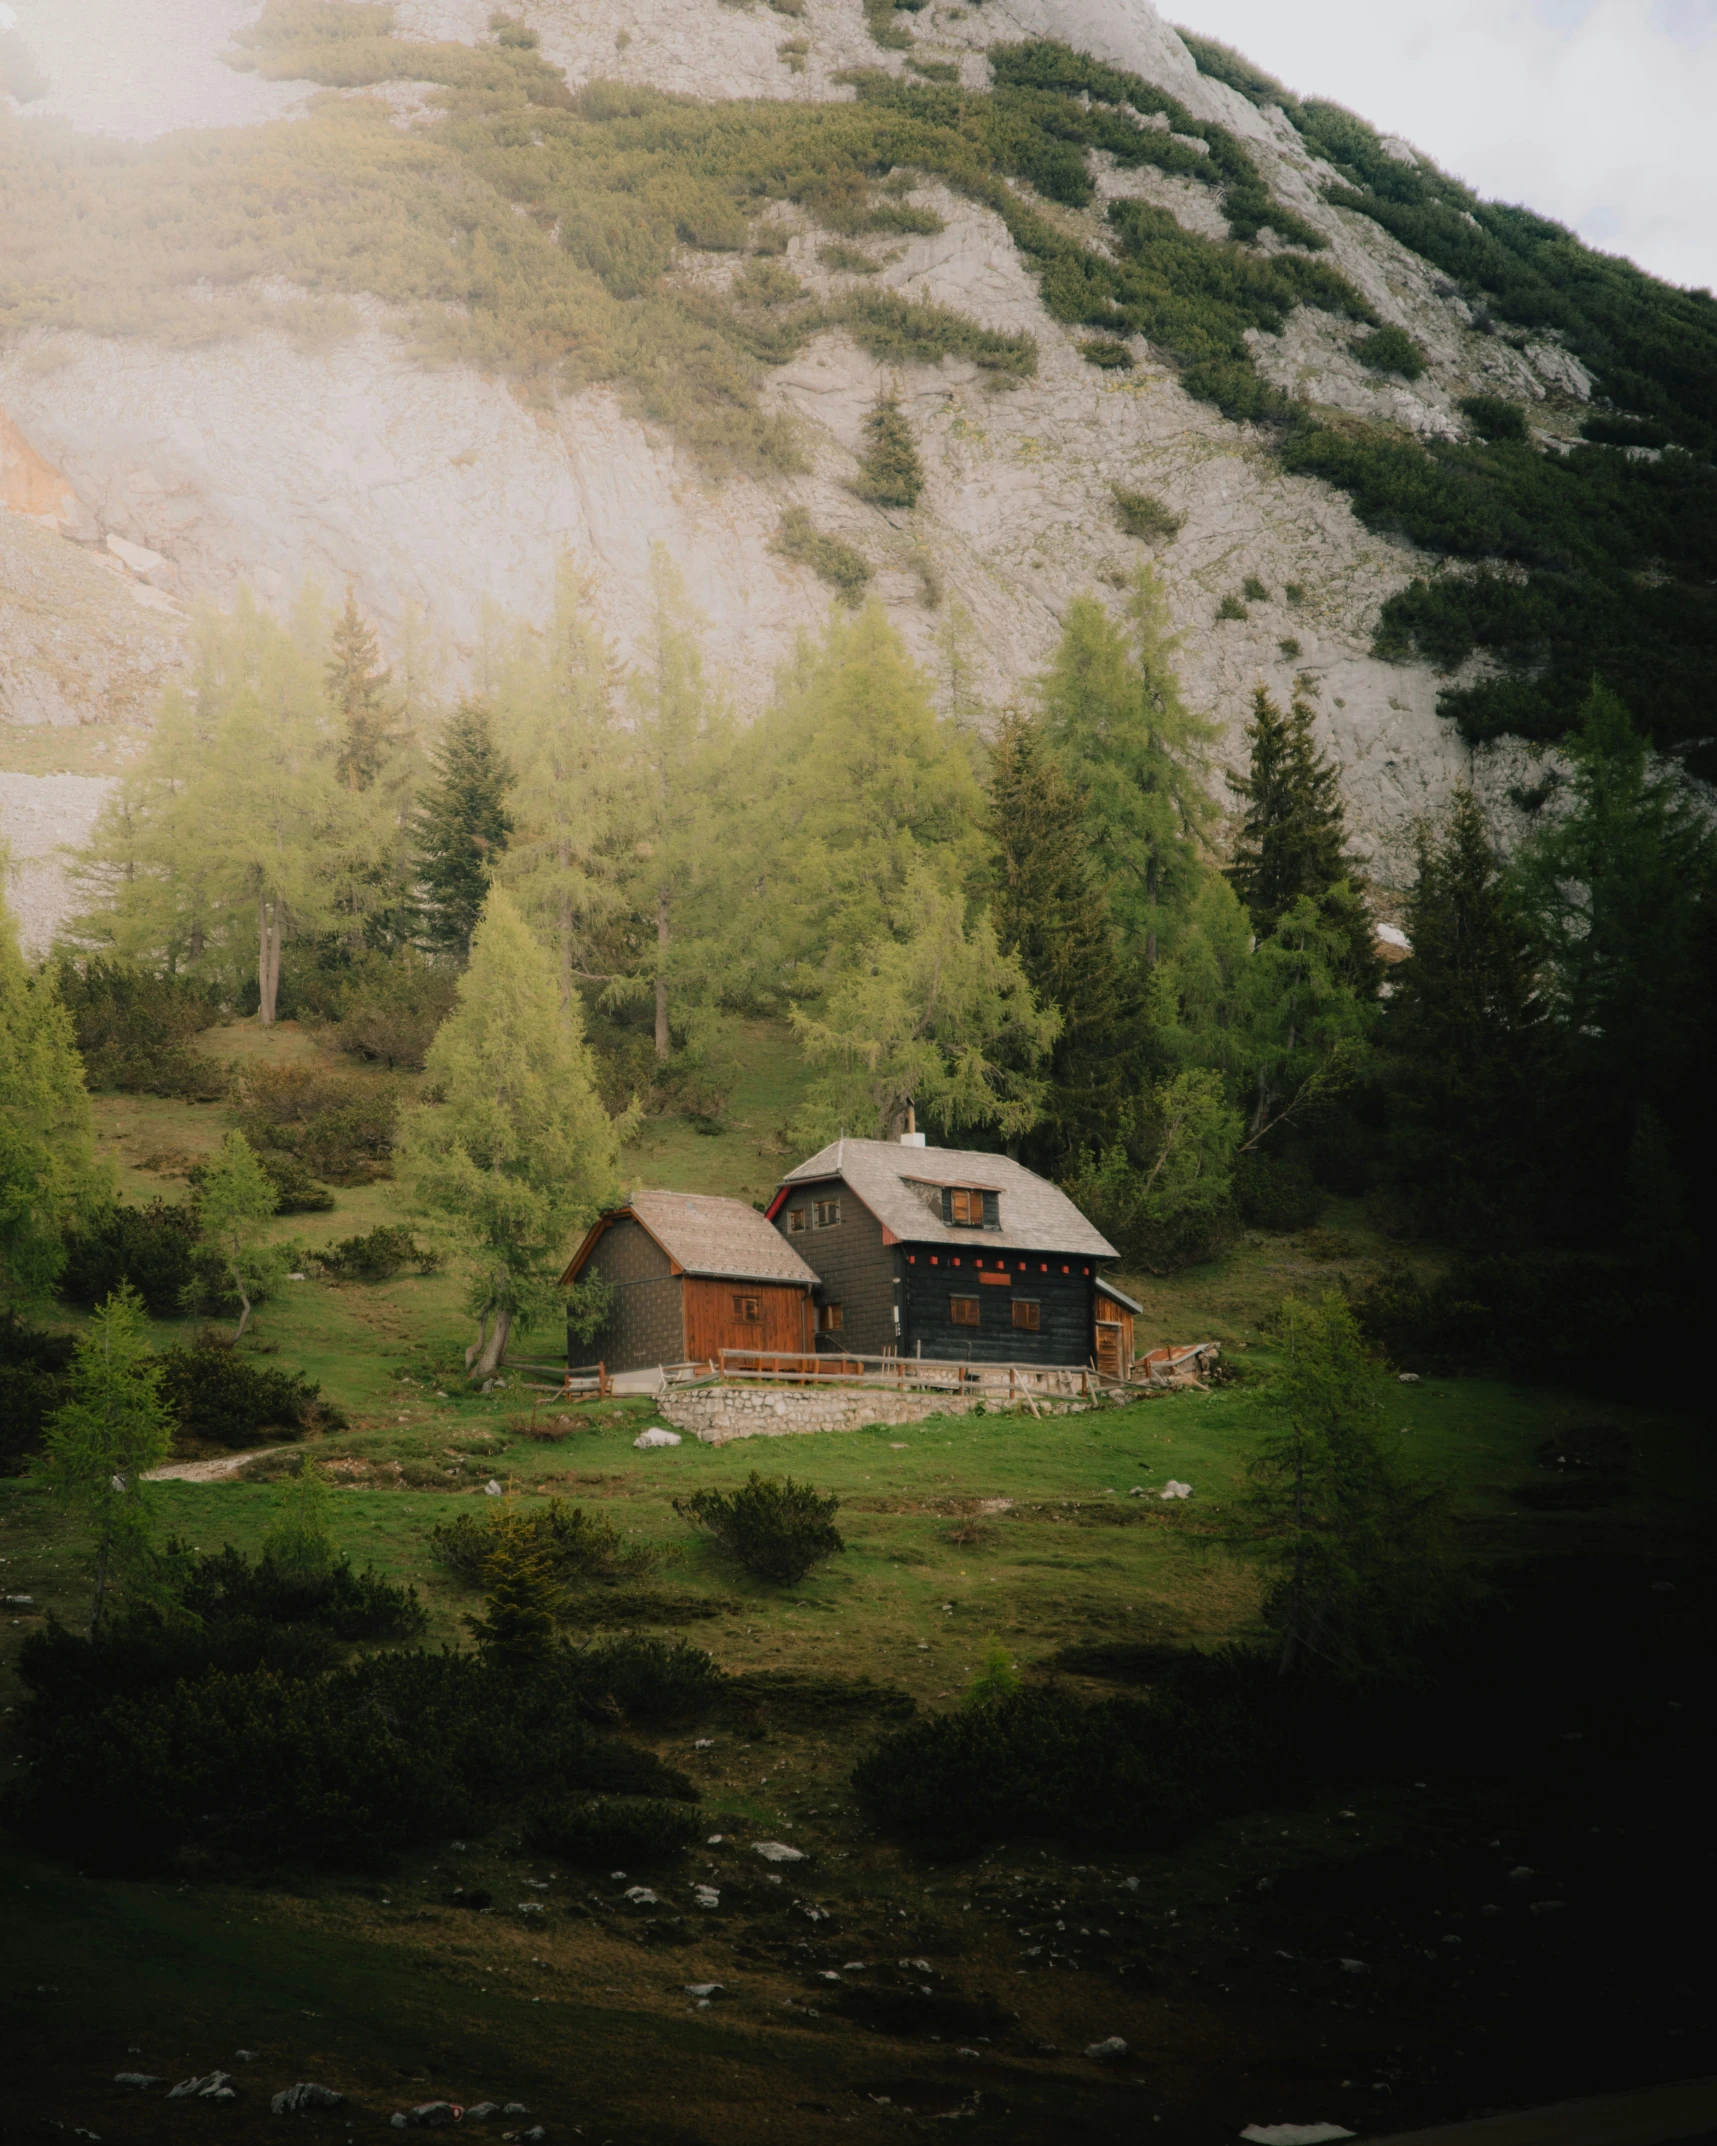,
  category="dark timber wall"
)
[773,1177,898,1355]
[578,1217,685,1374]
[900,1247,1095,1367]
